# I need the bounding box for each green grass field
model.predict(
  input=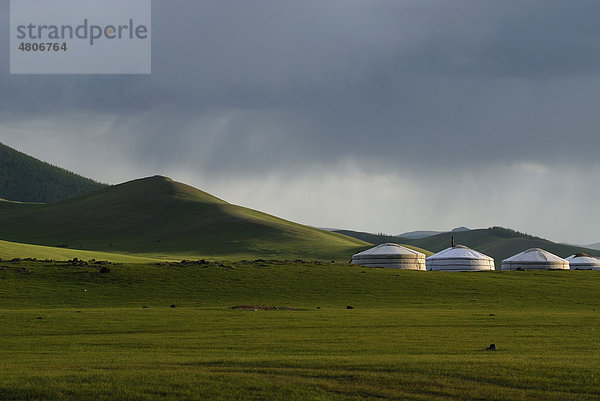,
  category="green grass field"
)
[0,240,164,264]
[0,233,430,265]
[1,259,599,400]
